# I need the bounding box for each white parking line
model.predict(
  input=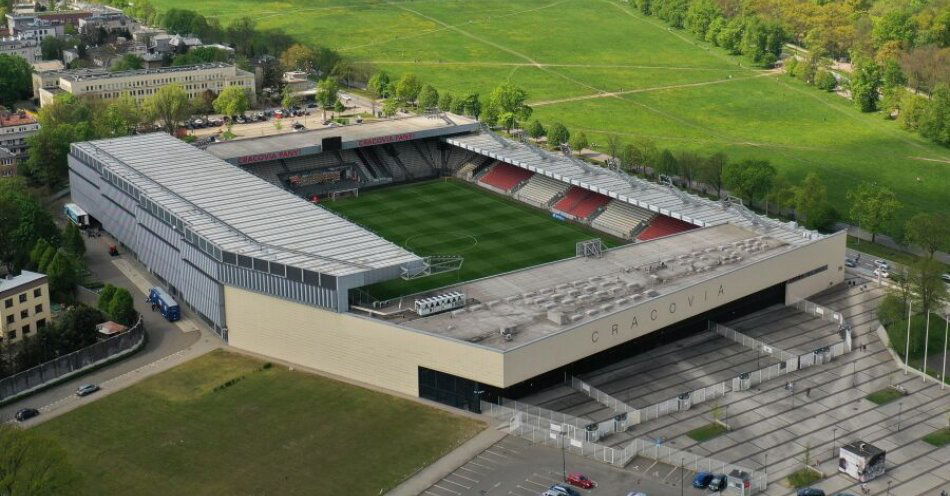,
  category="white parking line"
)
[441,478,471,490]
[432,483,460,495]
[524,479,548,489]
[532,473,561,484]
[458,465,485,475]
[484,448,511,458]
[514,485,538,494]
[479,451,508,462]
[451,472,479,484]
[473,456,498,467]
[494,443,520,454]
